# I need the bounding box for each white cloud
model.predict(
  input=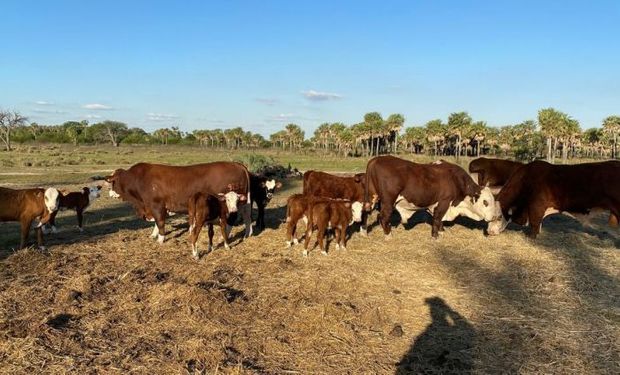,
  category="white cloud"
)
[147,112,179,121]
[35,101,53,105]
[82,103,112,110]
[32,108,67,114]
[301,90,343,101]
[85,114,101,119]
[267,113,298,123]
[255,97,279,106]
